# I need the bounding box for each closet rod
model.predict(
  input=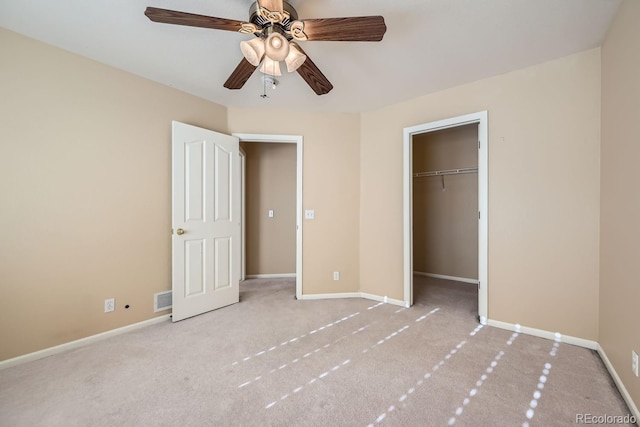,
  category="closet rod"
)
[413,167,478,178]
